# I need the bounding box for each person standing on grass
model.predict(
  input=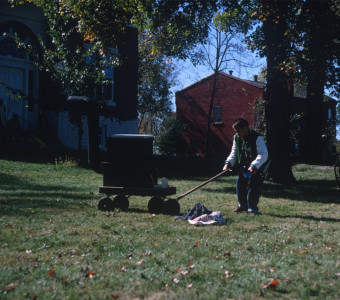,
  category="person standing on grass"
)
[223,118,268,216]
